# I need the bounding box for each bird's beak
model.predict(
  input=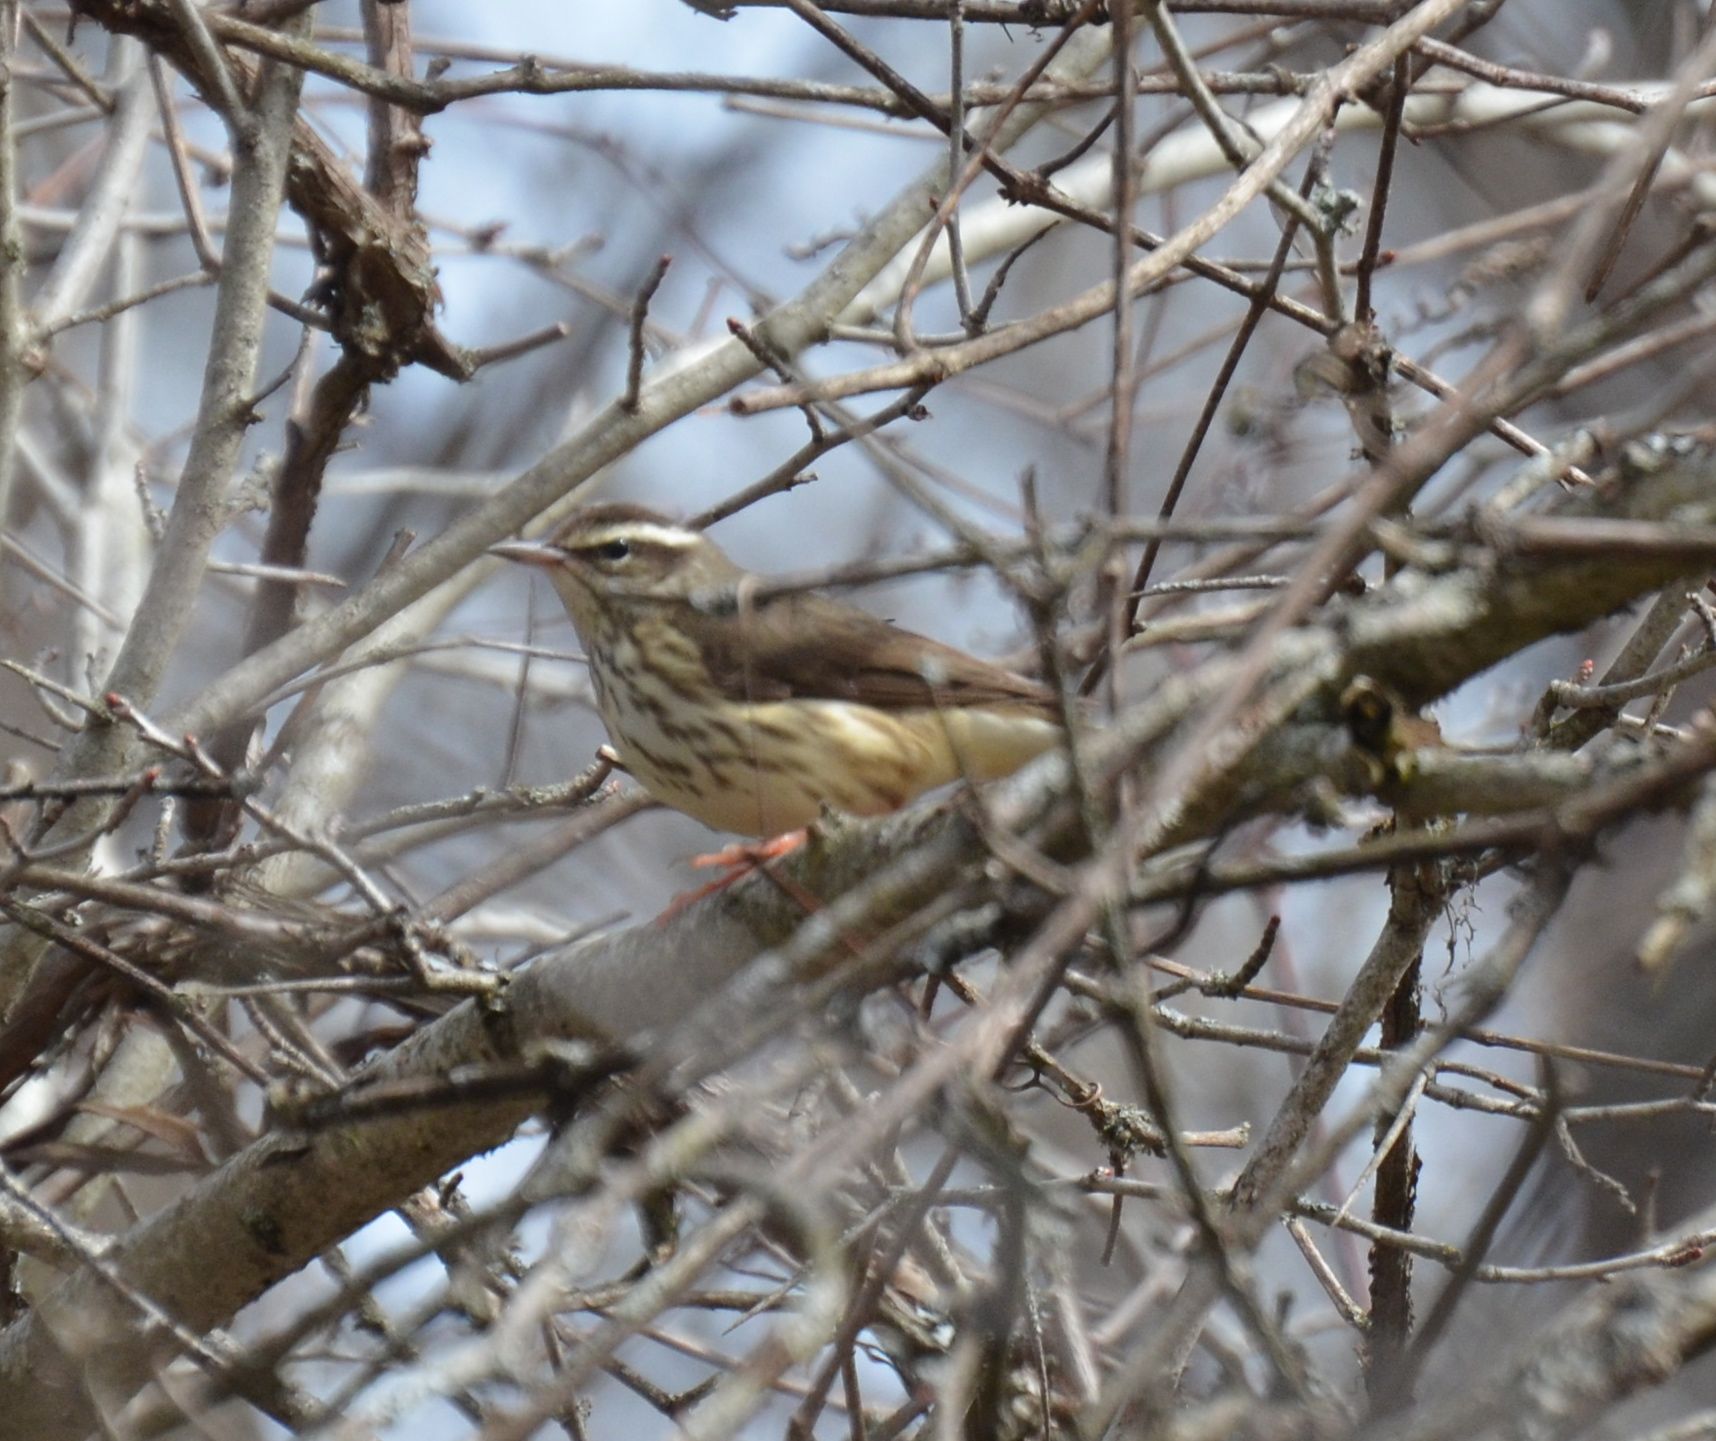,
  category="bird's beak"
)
[489,540,560,568]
